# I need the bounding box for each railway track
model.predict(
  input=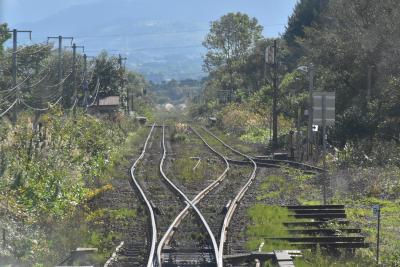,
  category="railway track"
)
[158,125,259,266]
[157,124,219,266]
[157,126,228,266]
[106,123,220,266]
[197,127,258,265]
[105,123,366,267]
[105,123,159,267]
[106,124,189,266]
